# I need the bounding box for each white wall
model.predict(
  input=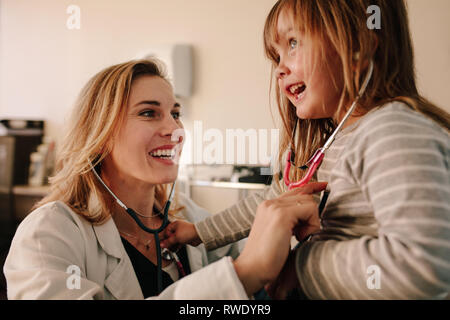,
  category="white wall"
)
[0,0,277,148]
[408,0,450,111]
[0,0,449,149]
